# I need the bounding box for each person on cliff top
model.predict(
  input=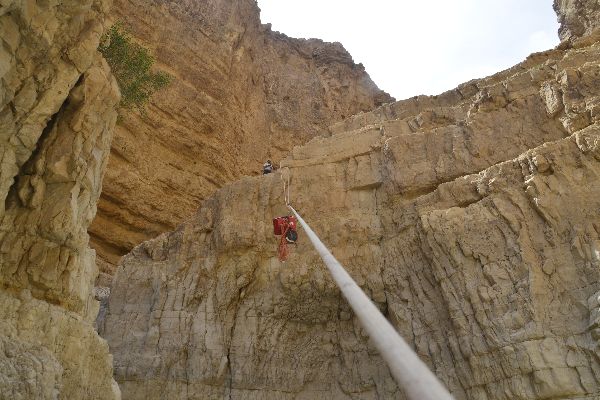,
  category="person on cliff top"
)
[263,160,273,175]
